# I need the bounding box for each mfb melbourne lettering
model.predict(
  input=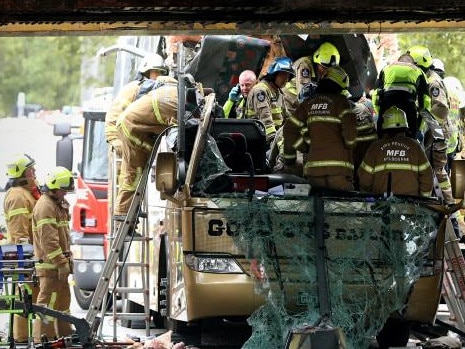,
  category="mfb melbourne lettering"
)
[208,219,237,236]
[311,103,328,110]
[386,149,406,157]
